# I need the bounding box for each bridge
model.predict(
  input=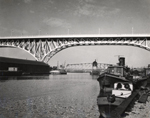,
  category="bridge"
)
[66,63,112,72]
[66,63,112,70]
[0,34,150,63]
